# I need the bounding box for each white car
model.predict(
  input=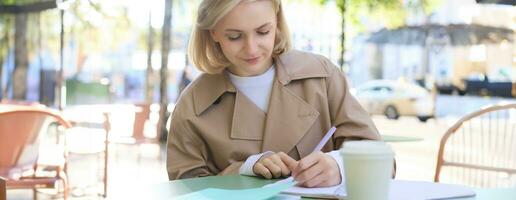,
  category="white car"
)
[351,80,435,122]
